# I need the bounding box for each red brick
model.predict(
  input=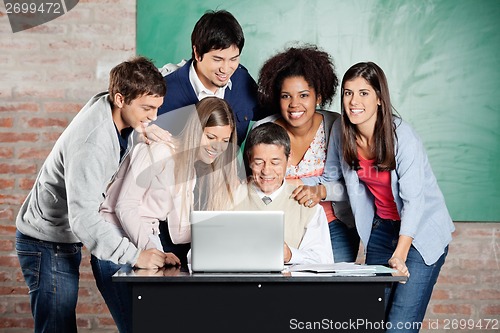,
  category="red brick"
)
[18,178,35,190]
[14,87,65,99]
[437,272,477,284]
[0,102,39,112]
[0,194,28,205]
[432,304,472,315]
[0,209,14,221]
[49,71,94,82]
[454,289,500,300]
[48,38,92,50]
[41,132,62,142]
[25,117,68,128]
[482,305,500,315]
[76,302,109,314]
[78,287,92,297]
[44,102,83,113]
[0,178,15,189]
[430,289,451,300]
[480,271,500,284]
[0,117,13,127]
[0,40,39,50]
[0,239,14,251]
[98,316,117,327]
[0,133,38,143]
[0,271,12,283]
[27,23,66,34]
[76,317,91,329]
[460,258,498,270]
[14,301,31,314]
[0,317,34,329]
[0,256,20,267]
[99,40,134,51]
[18,147,51,159]
[0,286,29,296]
[0,225,16,235]
[0,147,14,158]
[0,162,37,174]
[0,302,6,314]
